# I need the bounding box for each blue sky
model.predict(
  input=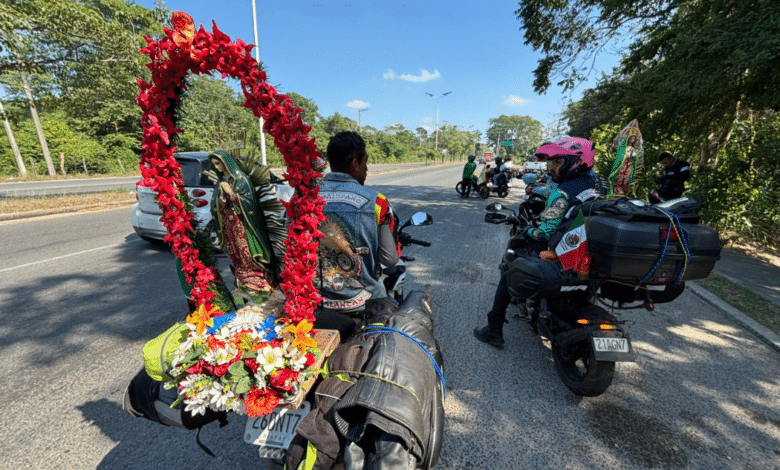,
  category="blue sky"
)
[135,0,620,141]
